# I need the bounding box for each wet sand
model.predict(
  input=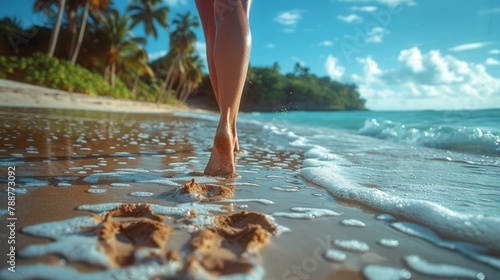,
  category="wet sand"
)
[0,82,498,279]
